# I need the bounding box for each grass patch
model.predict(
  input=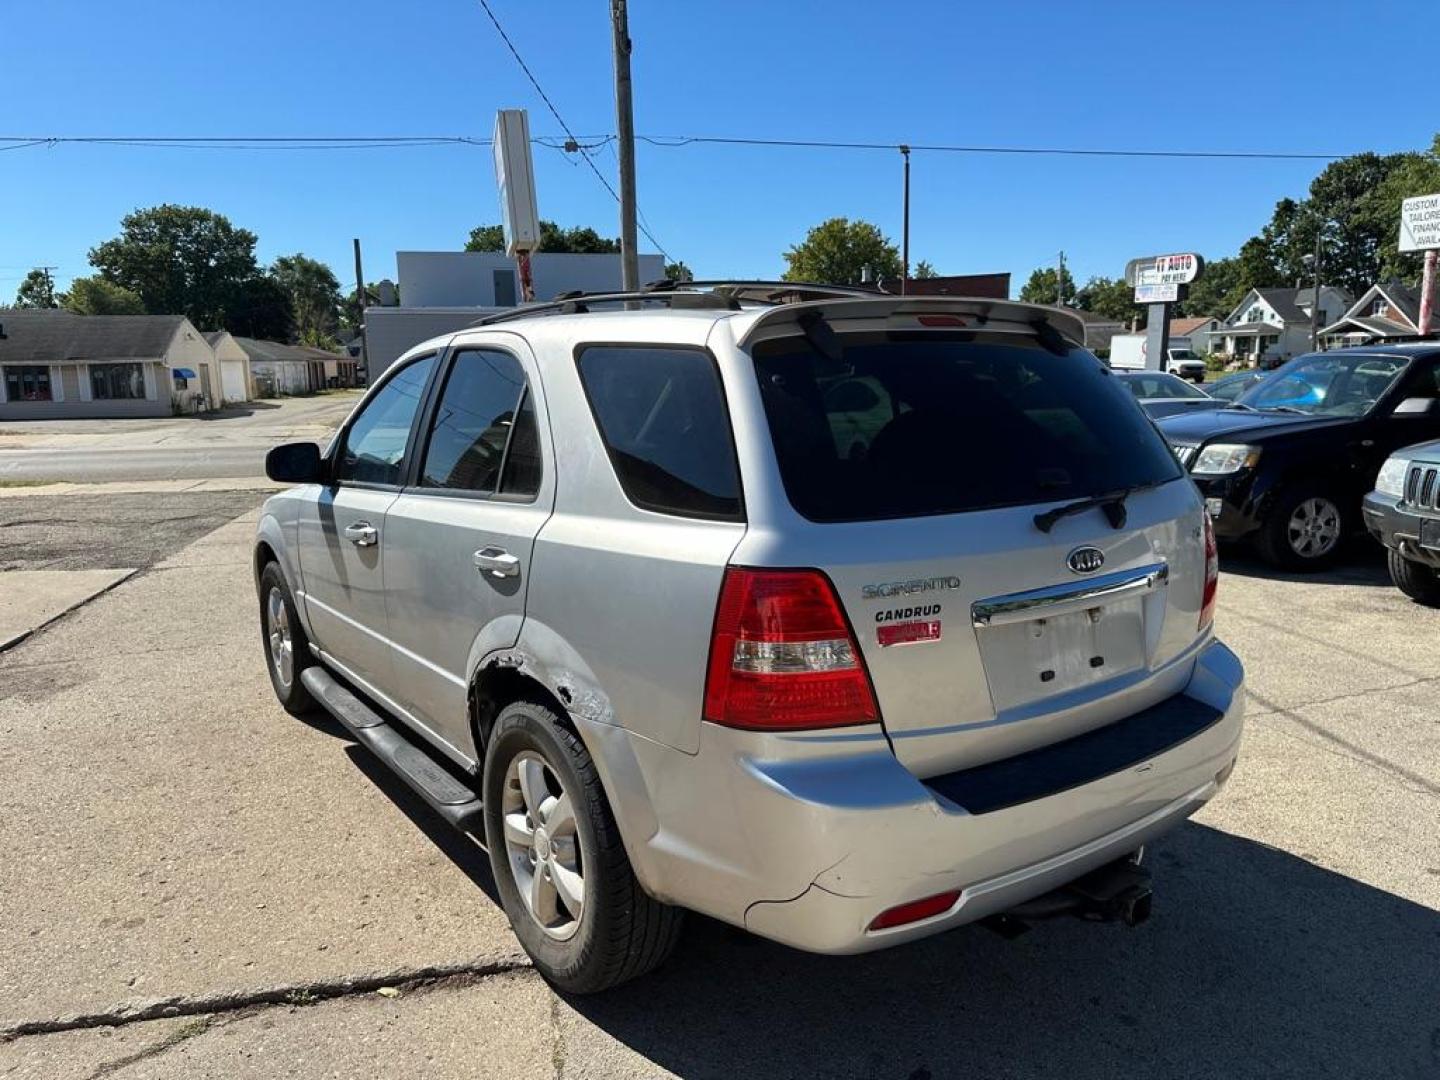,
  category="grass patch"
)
[0,479,57,489]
